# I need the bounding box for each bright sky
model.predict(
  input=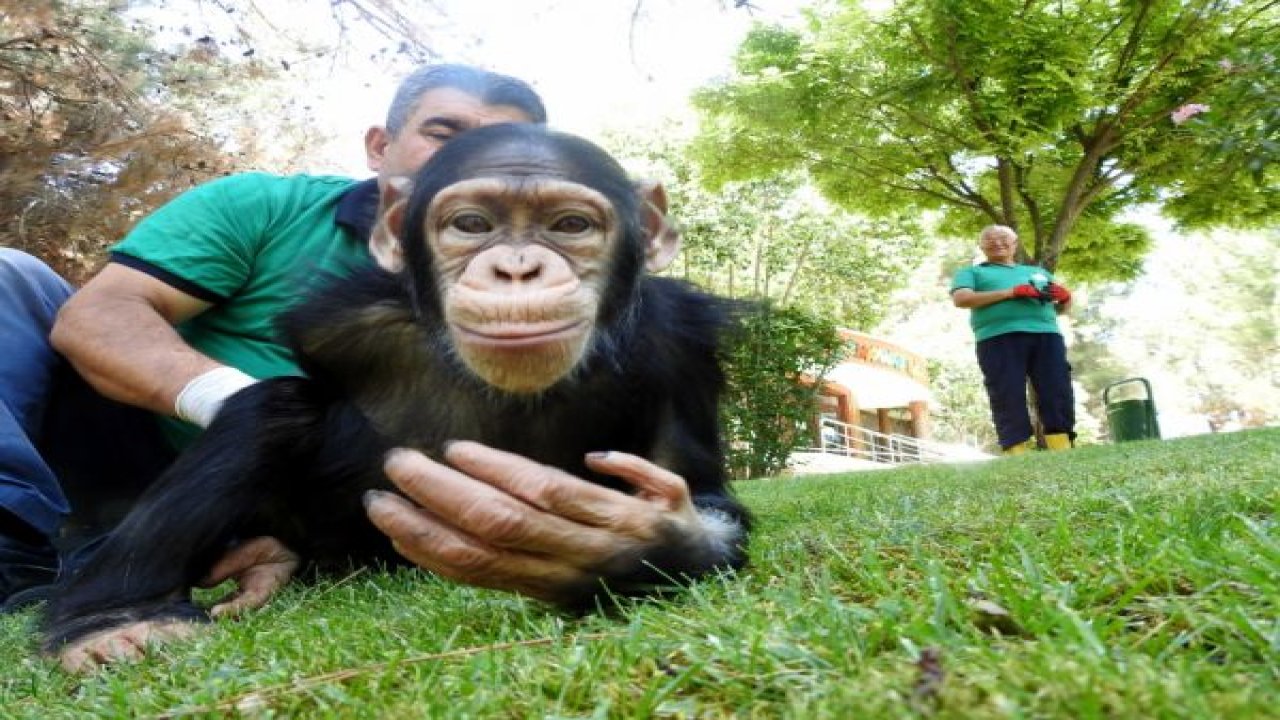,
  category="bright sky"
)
[304,0,812,173]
